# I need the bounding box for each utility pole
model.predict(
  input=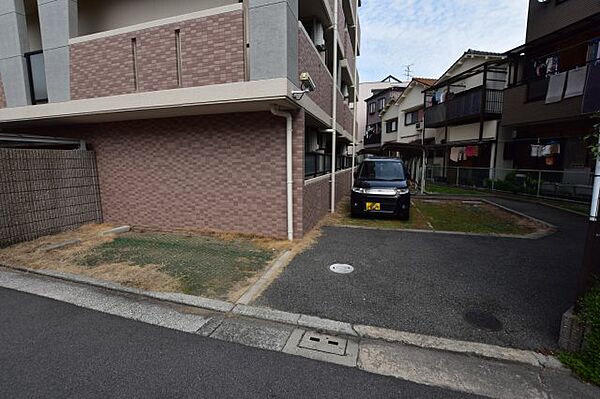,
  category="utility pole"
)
[577,118,600,301]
